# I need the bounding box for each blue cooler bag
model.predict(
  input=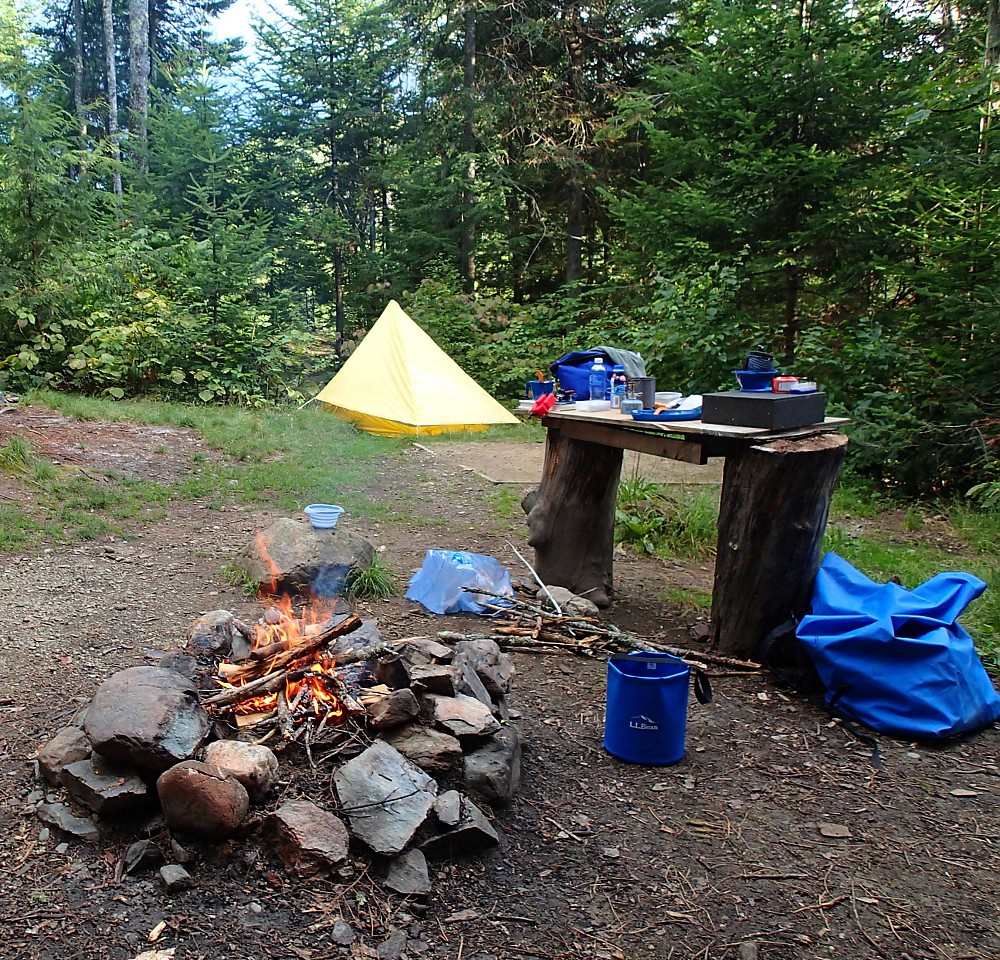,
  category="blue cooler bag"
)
[796,553,1000,739]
